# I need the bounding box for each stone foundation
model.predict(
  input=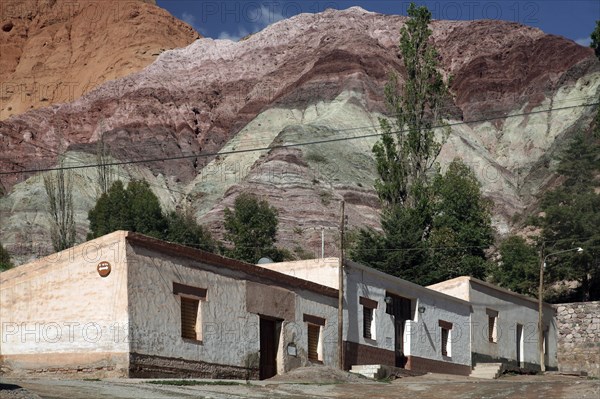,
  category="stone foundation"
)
[555,301,600,377]
[0,352,128,378]
[128,352,260,379]
[343,341,470,376]
[406,355,471,376]
[343,341,395,370]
